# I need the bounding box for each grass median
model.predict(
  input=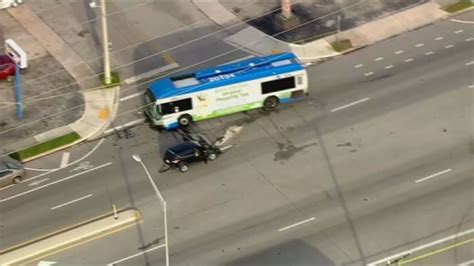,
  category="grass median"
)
[100,71,121,88]
[10,132,80,161]
[443,0,473,13]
